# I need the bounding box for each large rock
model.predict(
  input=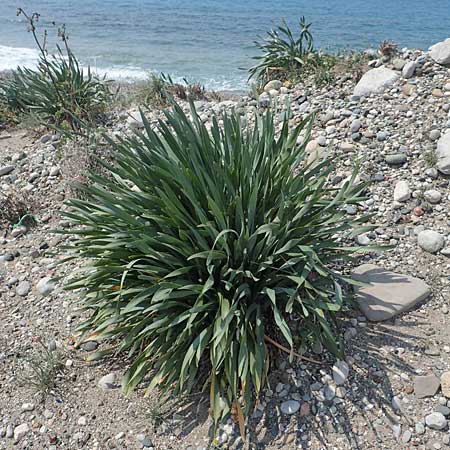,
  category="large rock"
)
[429,38,450,66]
[353,67,400,97]
[436,132,450,174]
[351,264,431,321]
